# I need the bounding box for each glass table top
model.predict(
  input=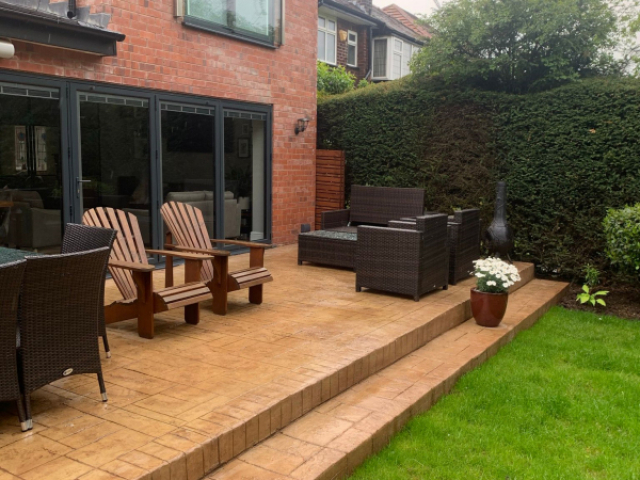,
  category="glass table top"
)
[0,247,37,265]
[300,230,357,241]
